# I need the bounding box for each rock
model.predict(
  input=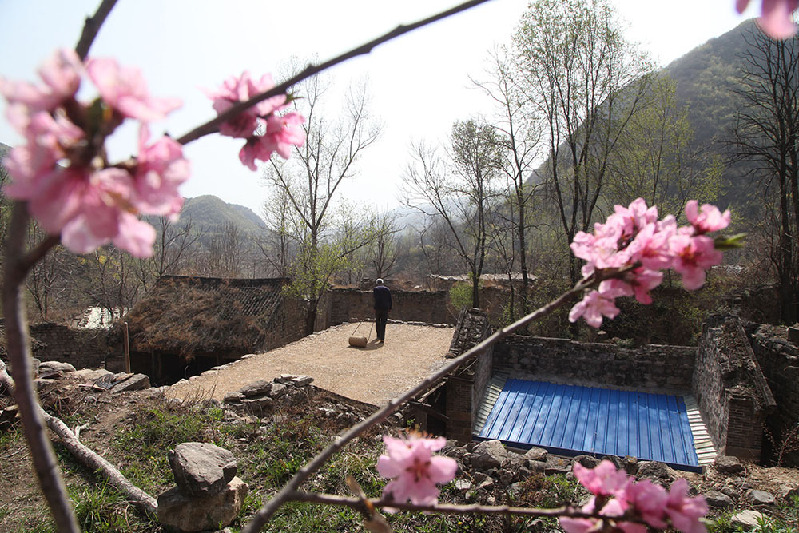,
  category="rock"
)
[109,373,150,393]
[471,440,510,470]
[454,479,472,492]
[223,391,244,404]
[714,455,745,475]
[574,455,600,468]
[730,510,764,530]
[623,456,639,475]
[38,361,76,373]
[523,447,548,463]
[270,383,288,397]
[637,461,673,481]
[73,368,113,381]
[168,443,237,496]
[241,397,274,413]
[746,489,775,505]
[705,490,733,508]
[157,476,248,532]
[544,456,572,475]
[290,375,313,387]
[528,460,547,472]
[239,380,272,398]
